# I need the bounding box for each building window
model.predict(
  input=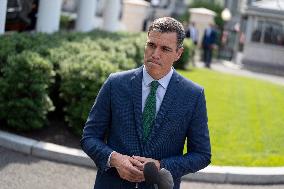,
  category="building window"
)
[251,20,263,42]
[251,20,284,46]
